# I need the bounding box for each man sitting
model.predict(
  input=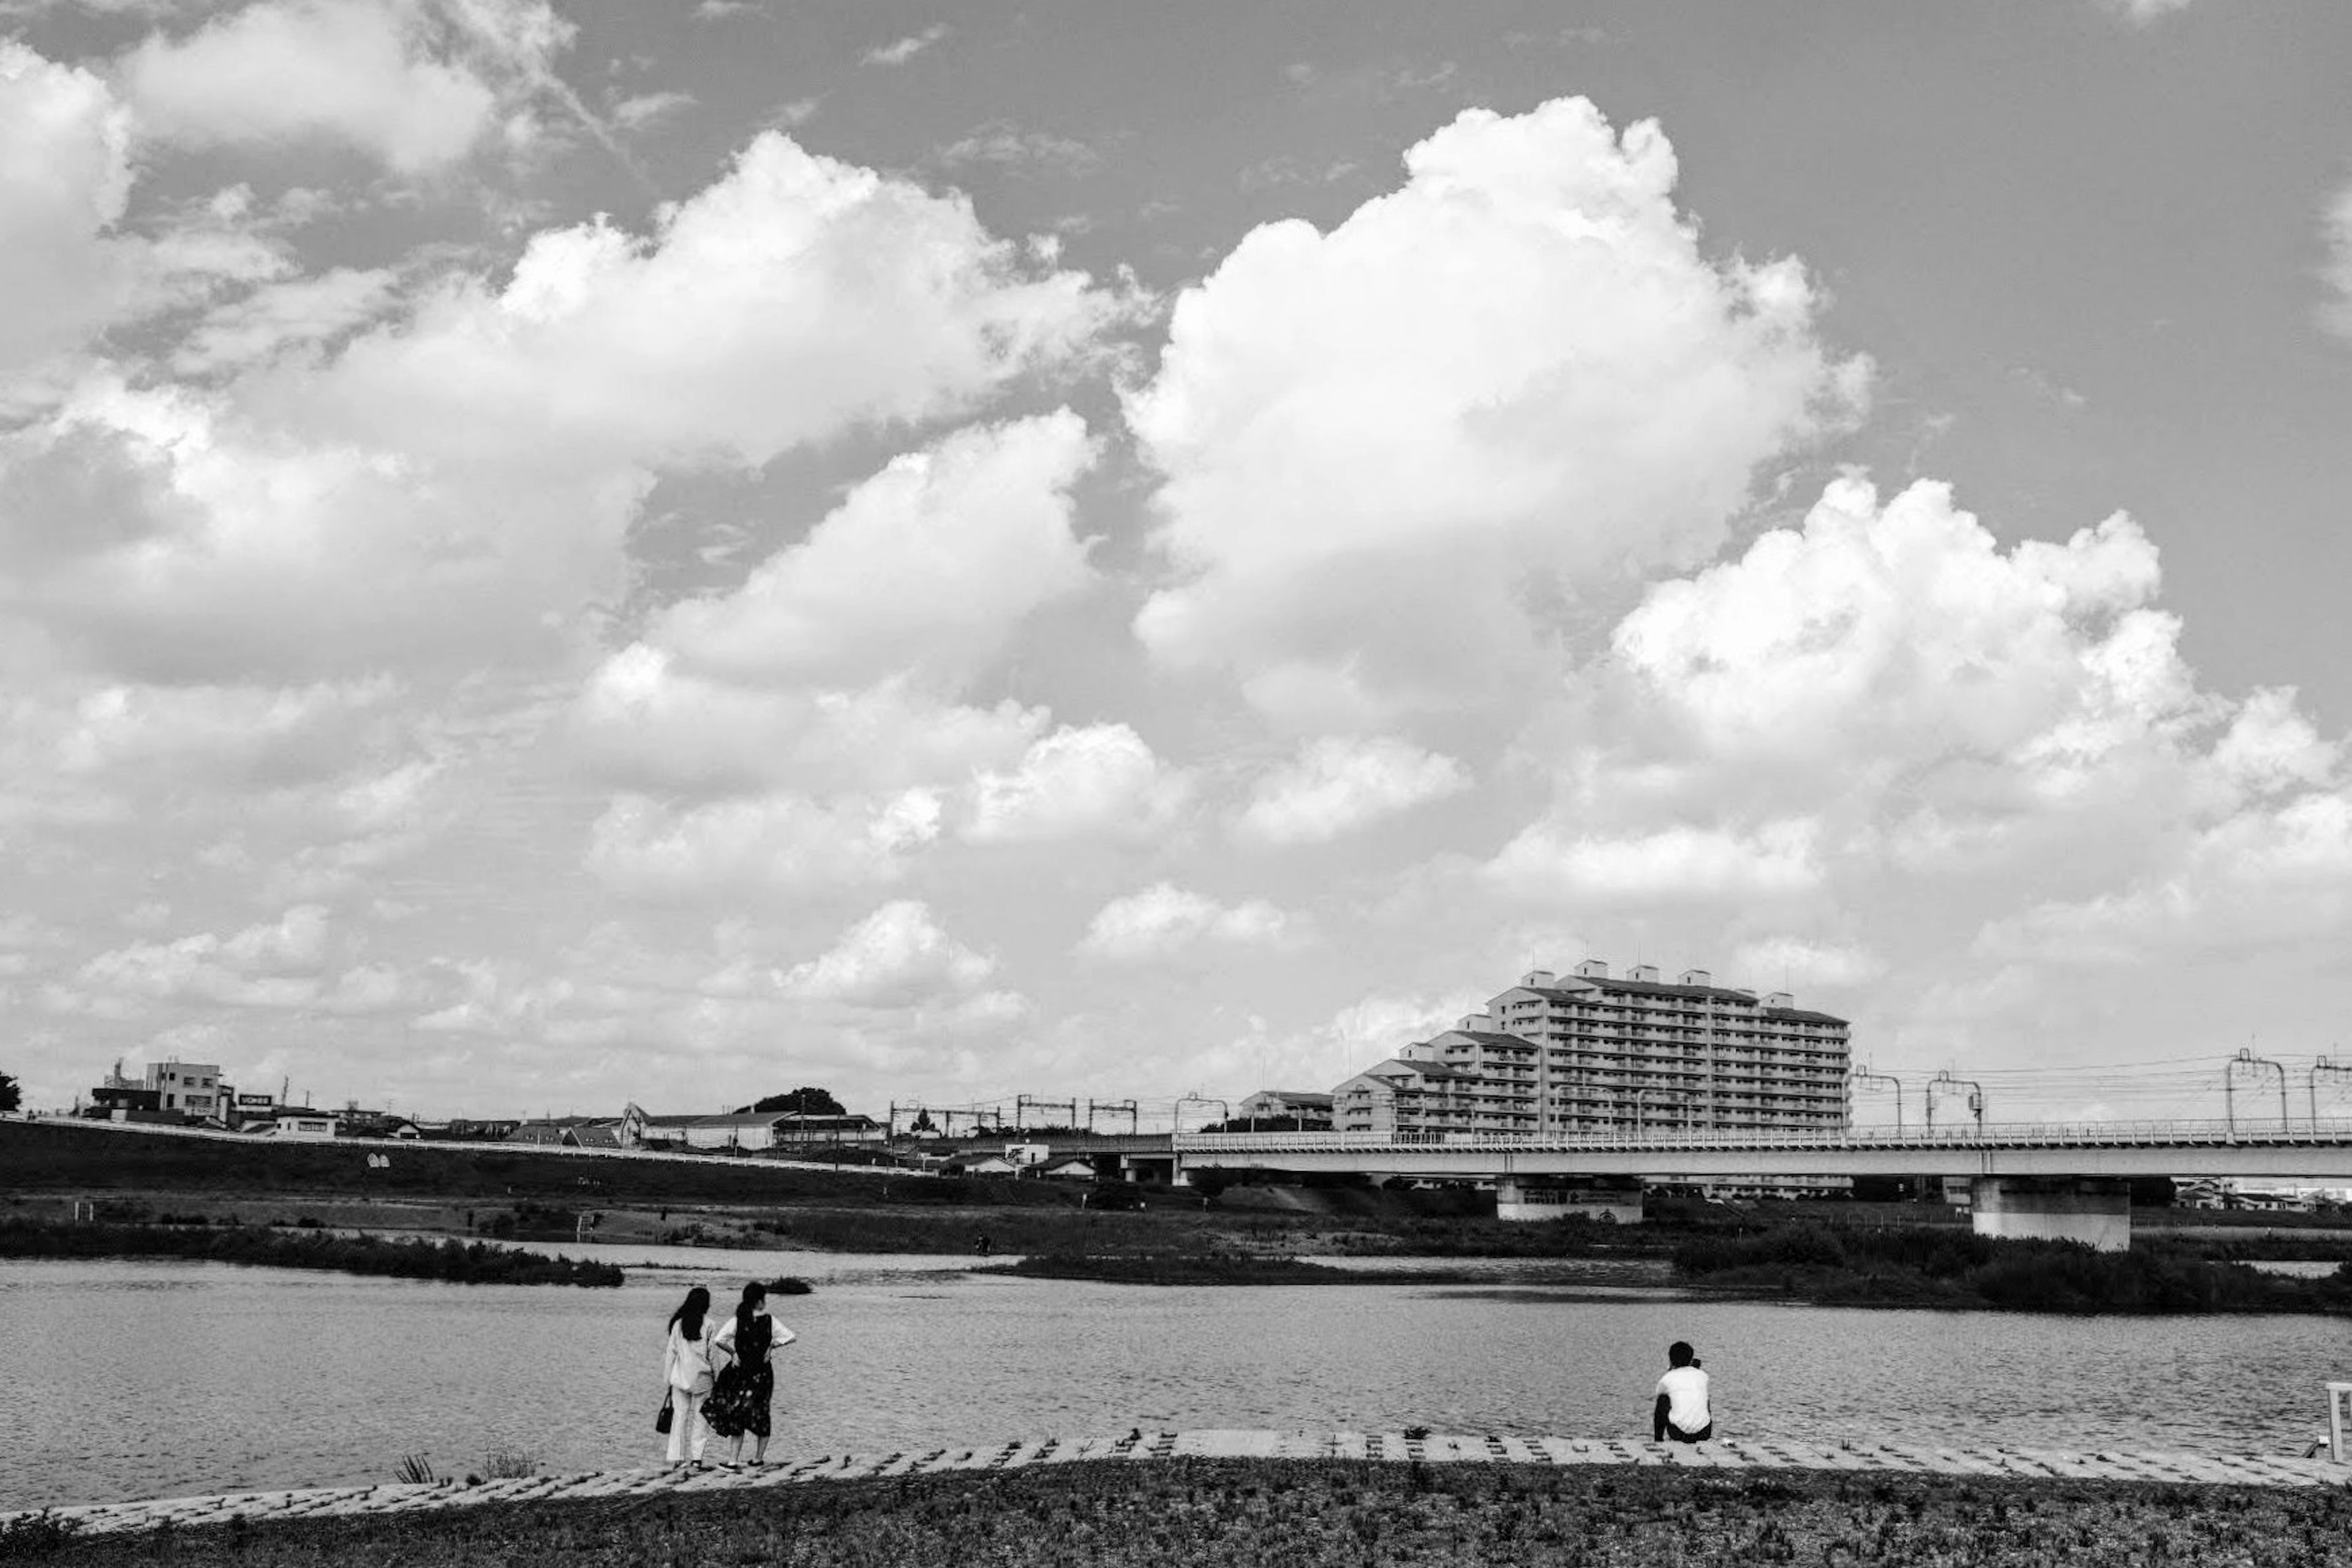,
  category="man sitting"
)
[1653,1340,1713,1444]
